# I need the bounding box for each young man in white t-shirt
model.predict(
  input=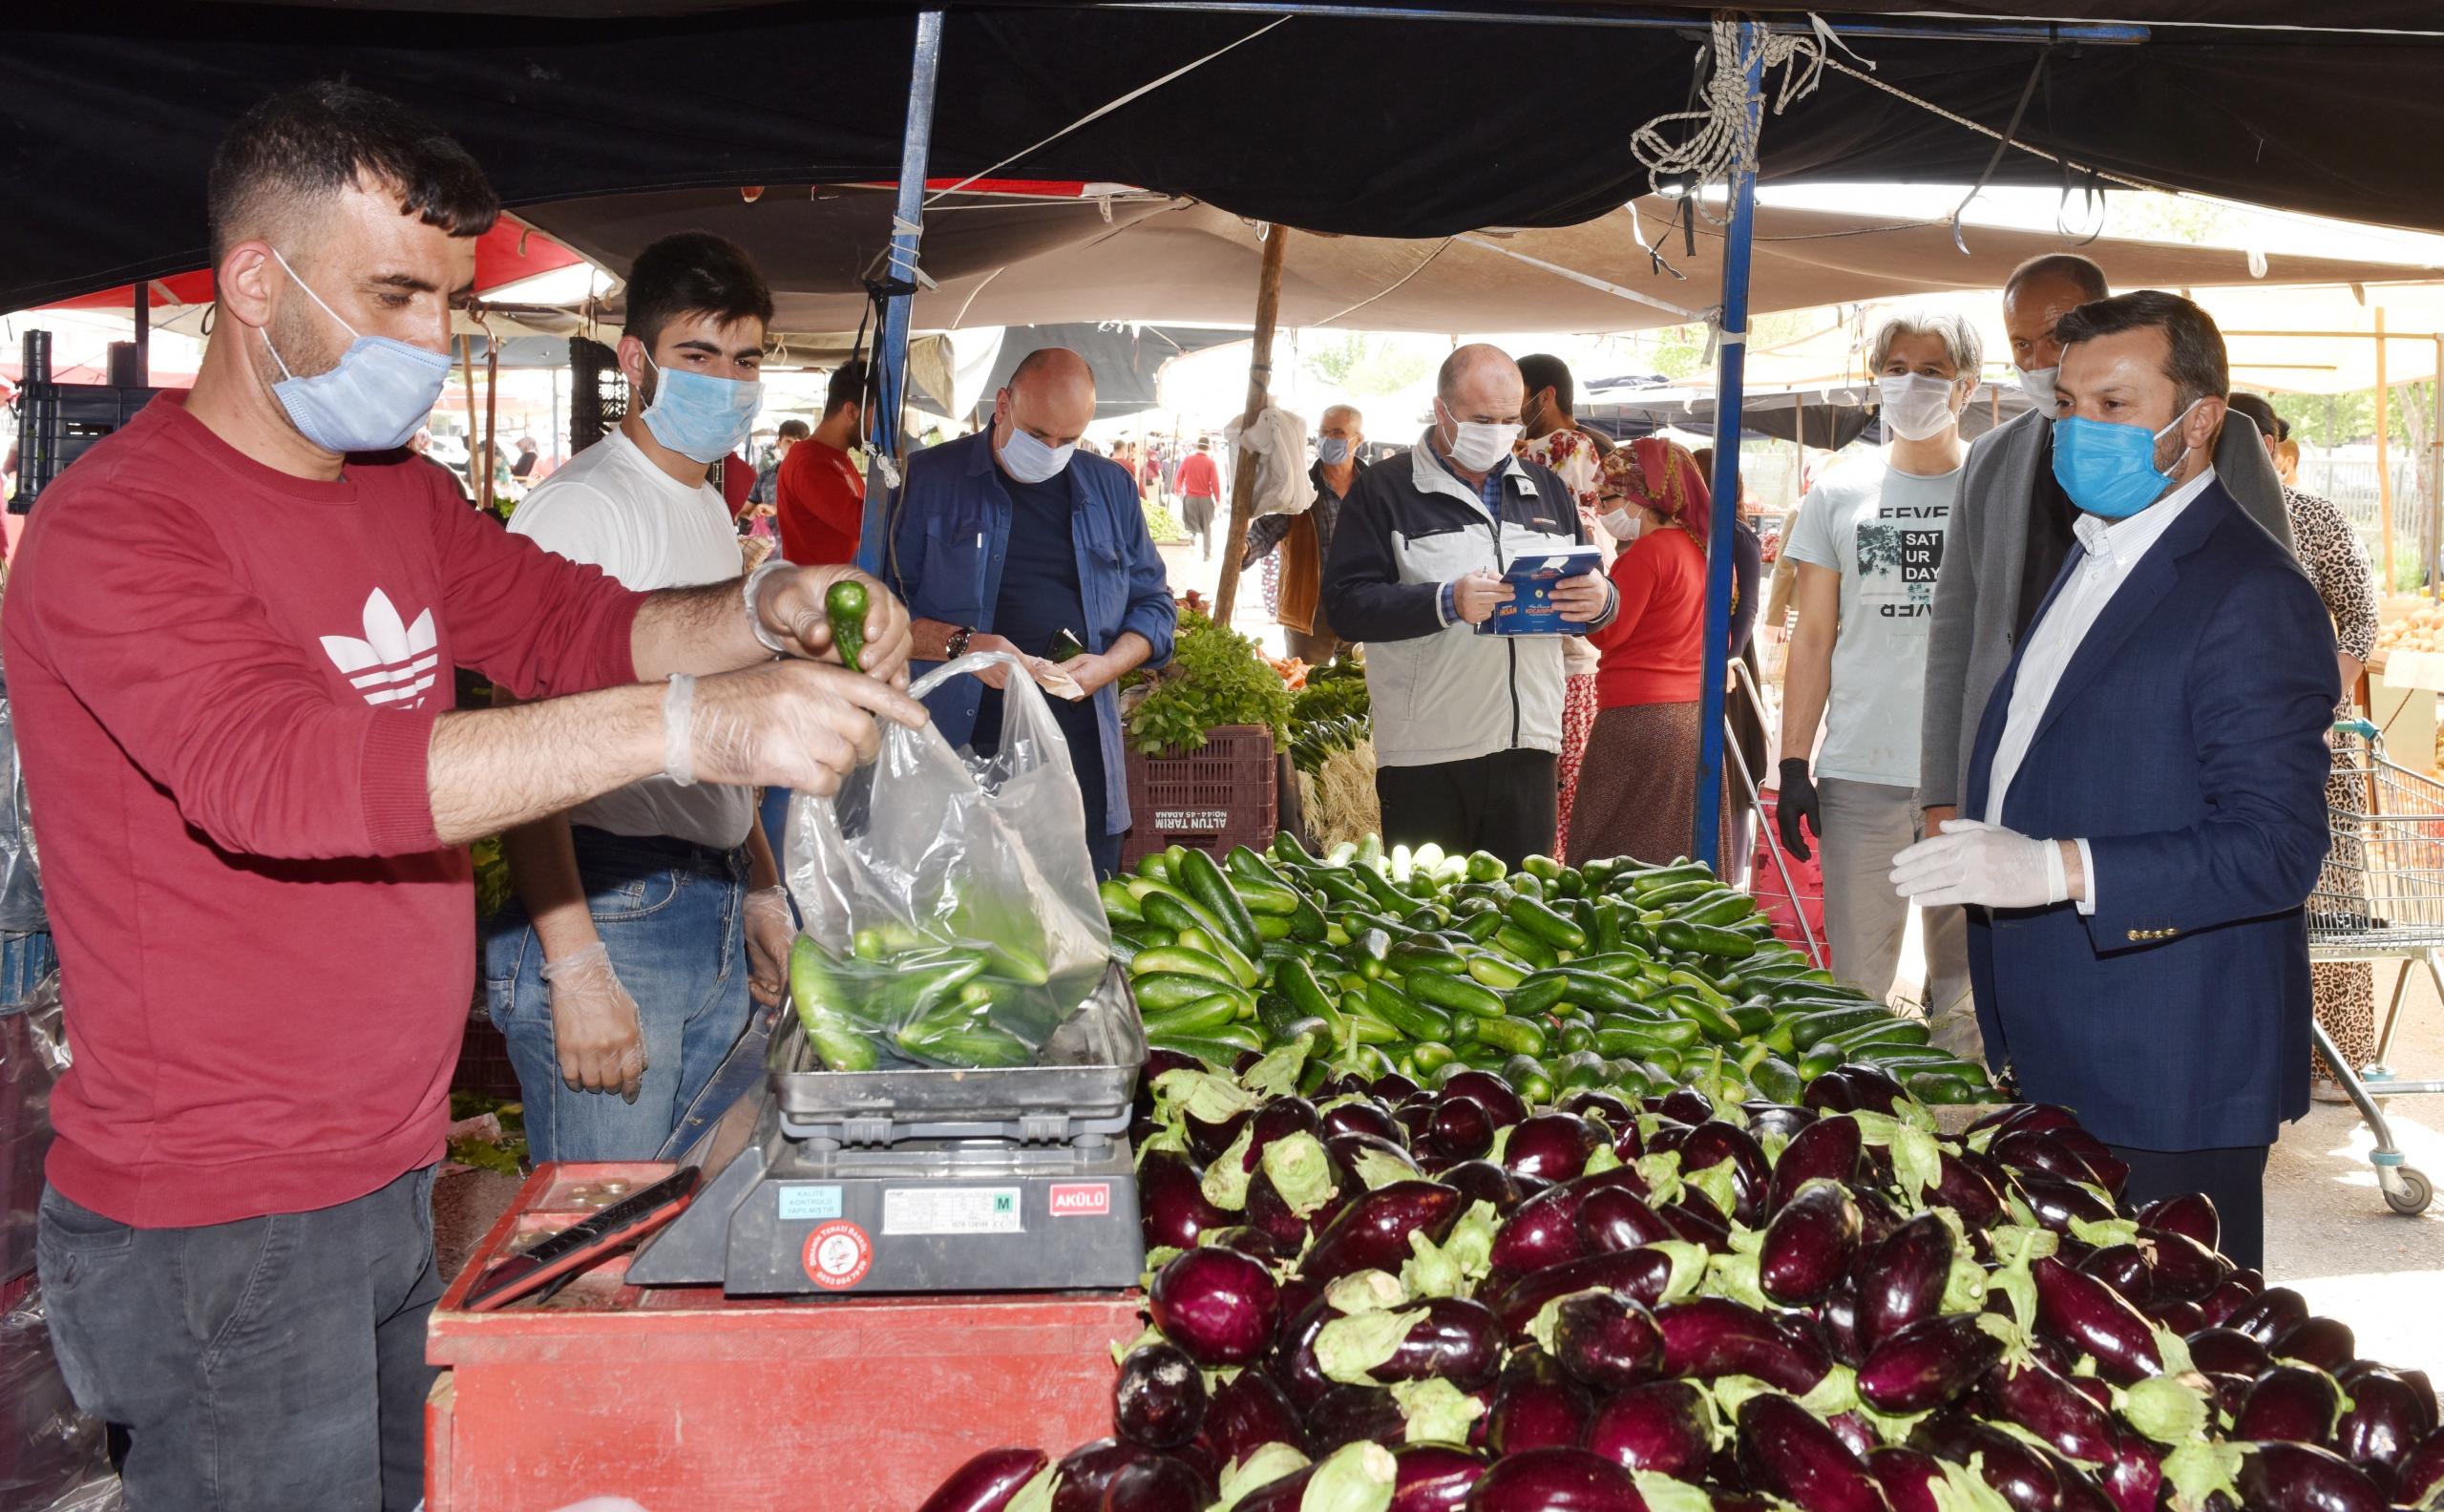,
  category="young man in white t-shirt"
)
[1775,310,1982,1060]
[484,232,796,1159]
